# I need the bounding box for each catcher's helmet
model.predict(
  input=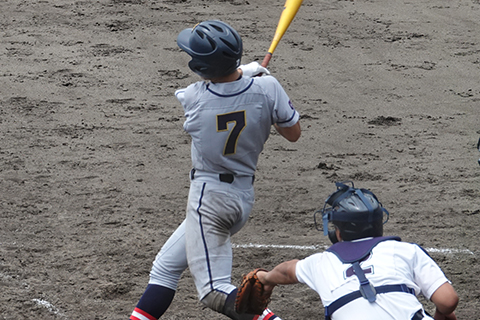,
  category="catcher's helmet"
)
[315,181,389,243]
[177,20,242,79]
